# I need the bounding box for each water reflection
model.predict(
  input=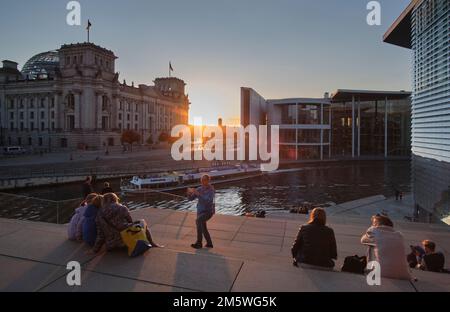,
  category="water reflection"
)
[5,161,411,221]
